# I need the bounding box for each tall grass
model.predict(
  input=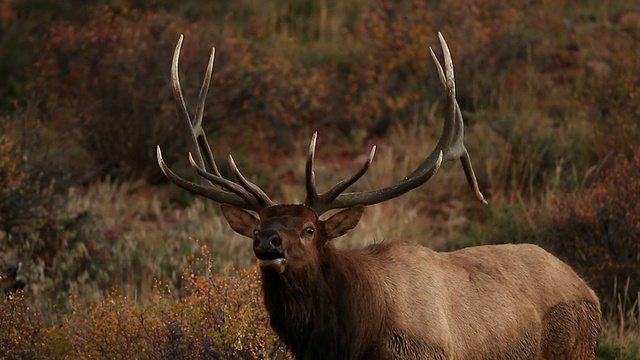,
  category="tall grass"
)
[3,103,638,357]
[600,278,640,358]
